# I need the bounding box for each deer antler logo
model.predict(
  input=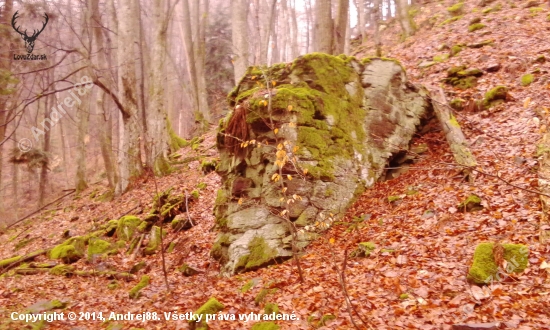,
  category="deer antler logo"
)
[11,11,49,54]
